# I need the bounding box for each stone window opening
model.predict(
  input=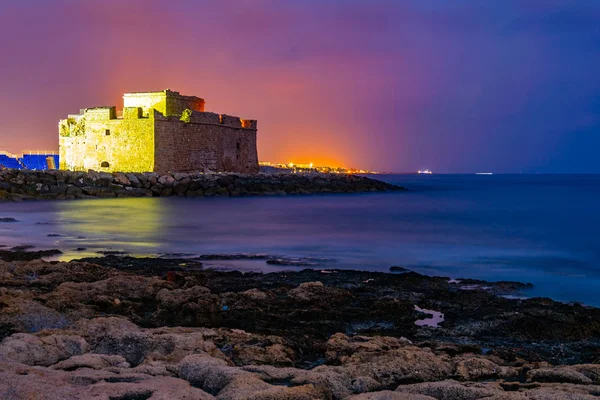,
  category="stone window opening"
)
[101,161,109,168]
[236,142,241,160]
[105,129,110,135]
